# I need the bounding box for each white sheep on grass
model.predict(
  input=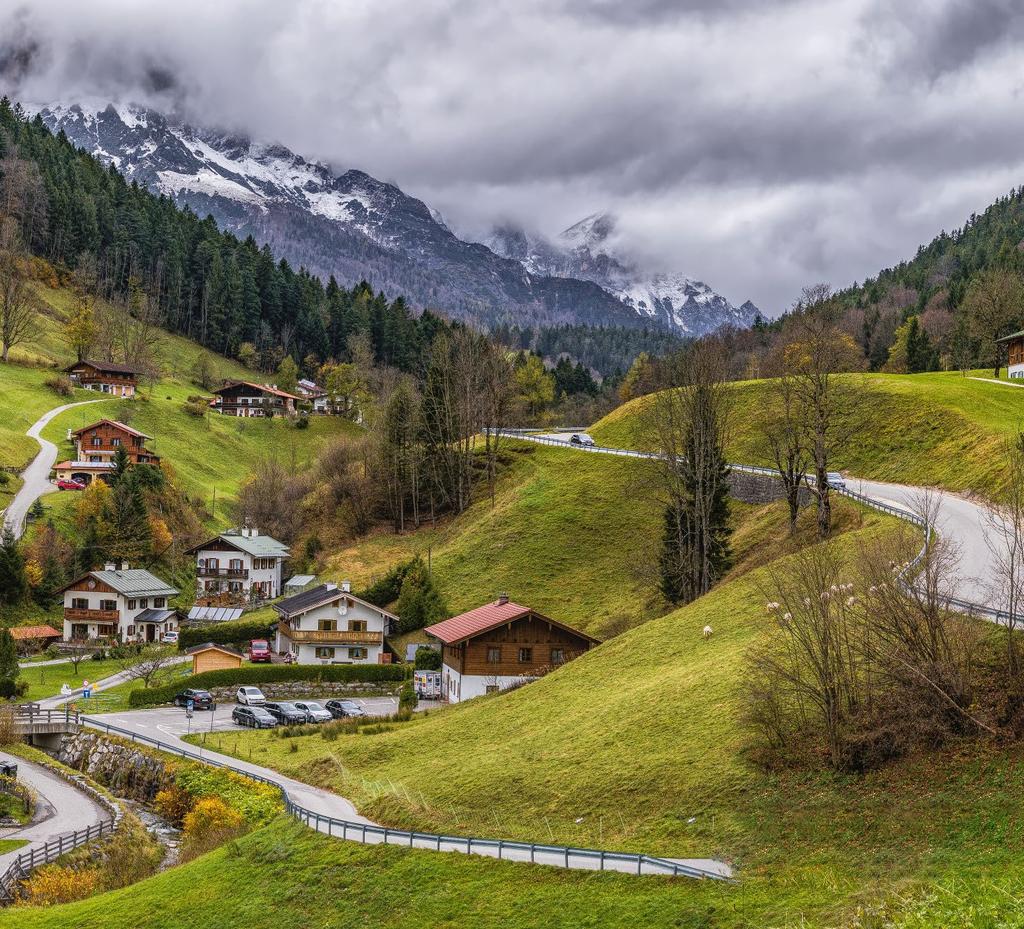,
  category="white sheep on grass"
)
[702,625,714,639]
